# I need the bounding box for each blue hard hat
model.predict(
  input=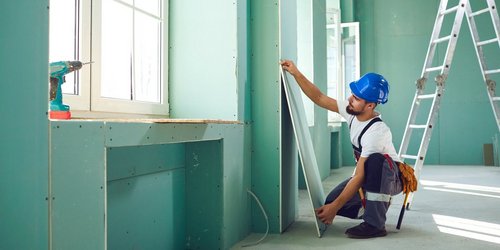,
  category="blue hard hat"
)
[349,72,389,104]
